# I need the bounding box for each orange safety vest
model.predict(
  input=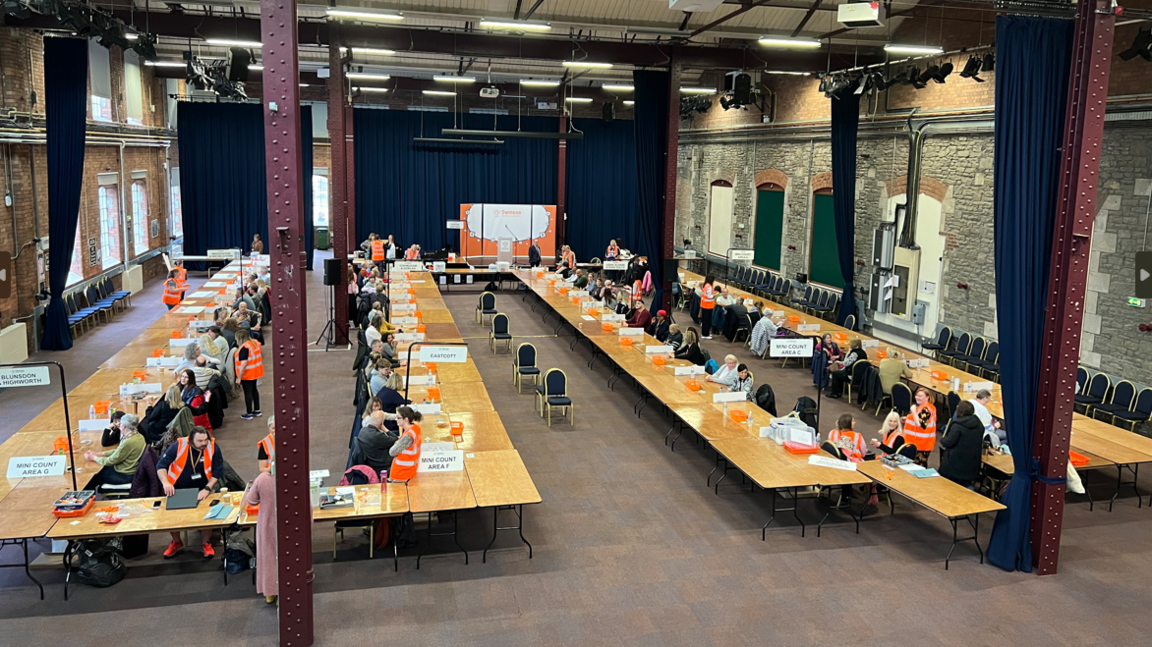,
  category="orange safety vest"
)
[162,279,182,305]
[700,283,716,309]
[632,280,644,303]
[165,437,215,486]
[829,429,866,461]
[175,267,188,291]
[257,433,274,461]
[405,247,418,260]
[389,424,422,481]
[234,340,265,381]
[371,240,385,261]
[903,403,938,451]
[562,250,576,267]
[606,244,619,259]
[882,429,905,449]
